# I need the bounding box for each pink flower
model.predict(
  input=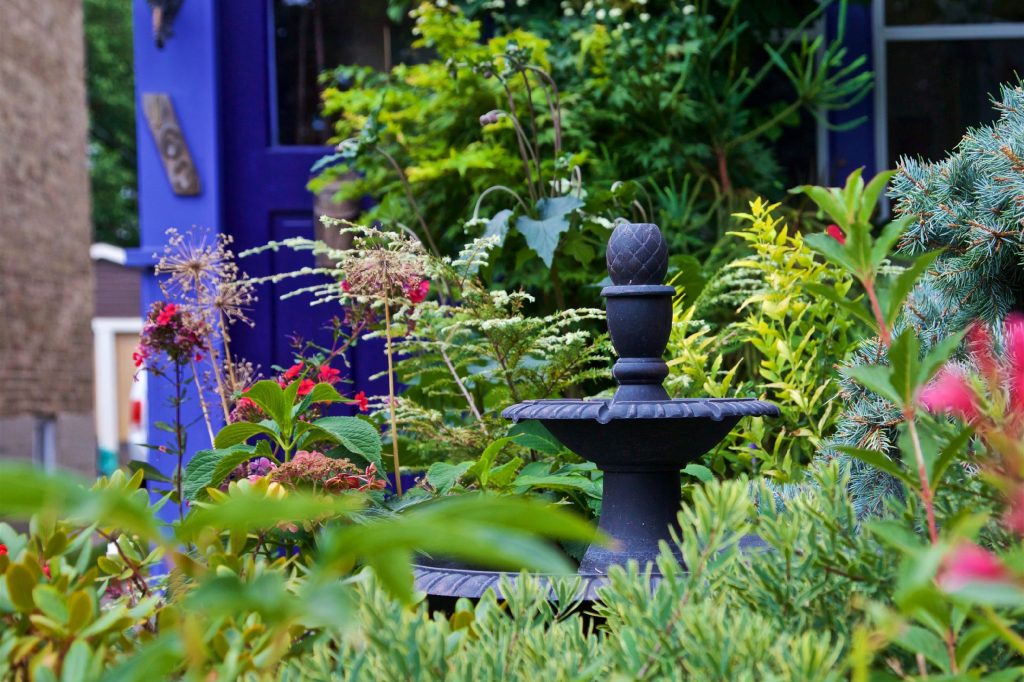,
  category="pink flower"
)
[919,369,980,422]
[318,364,341,384]
[1005,313,1024,414]
[283,362,304,381]
[155,302,178,327]
[826,224,846,245]
[341,280,352,293]
[353,391,369,412]
[938,542,1010,592]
